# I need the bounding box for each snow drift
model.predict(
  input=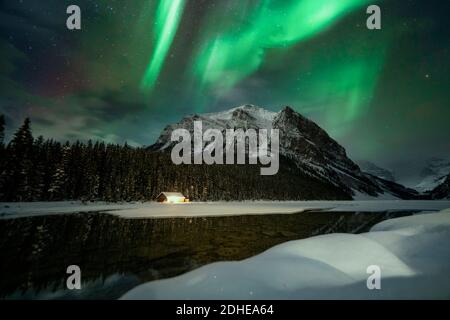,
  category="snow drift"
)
[122,209,450,299]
